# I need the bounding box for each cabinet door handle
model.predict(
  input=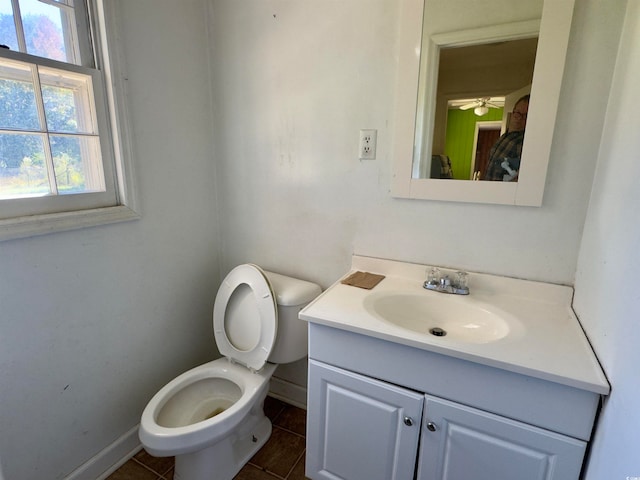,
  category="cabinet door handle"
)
[403,416,414,426]
[426,422,437,432]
